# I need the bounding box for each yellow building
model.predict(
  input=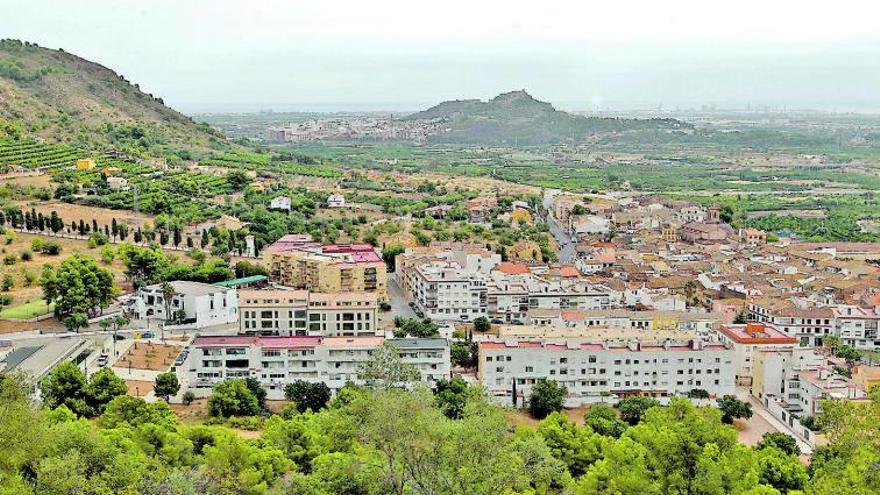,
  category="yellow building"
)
[266,250,388,302]
[76,158,96,170]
